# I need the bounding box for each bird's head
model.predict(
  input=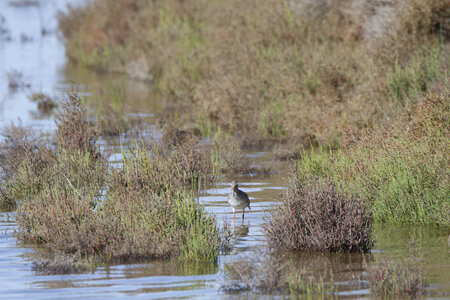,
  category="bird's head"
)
[231,180,238,191]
